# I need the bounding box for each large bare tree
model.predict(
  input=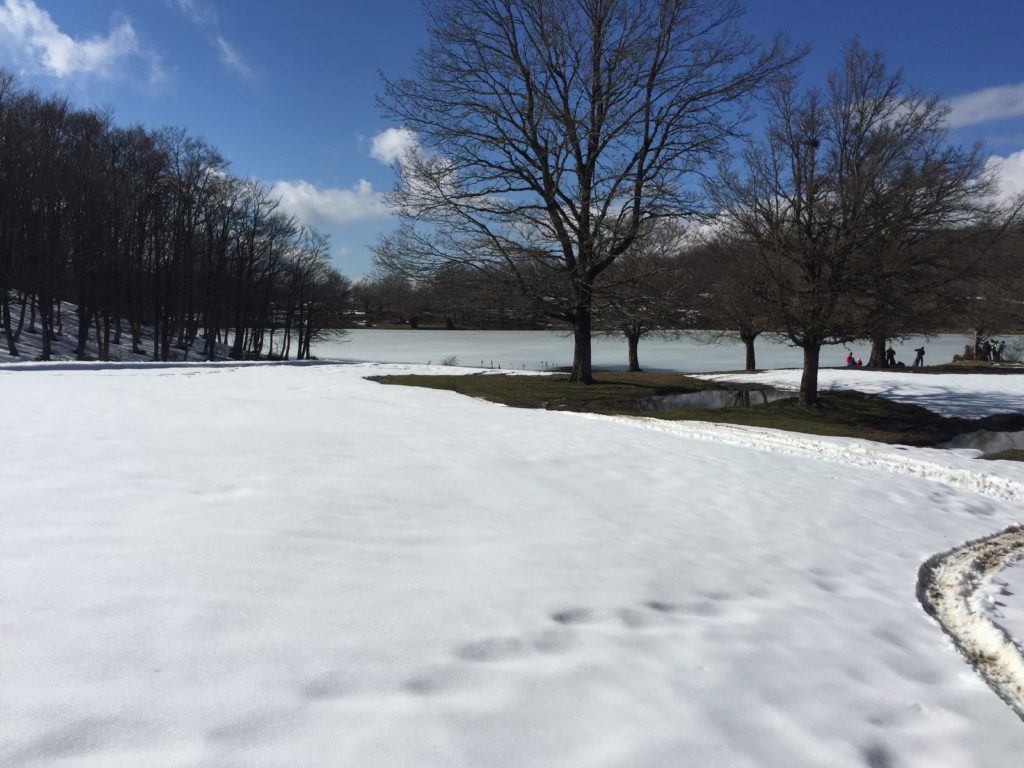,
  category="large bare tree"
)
[375,0,796,382]
[709,42,1004,406]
